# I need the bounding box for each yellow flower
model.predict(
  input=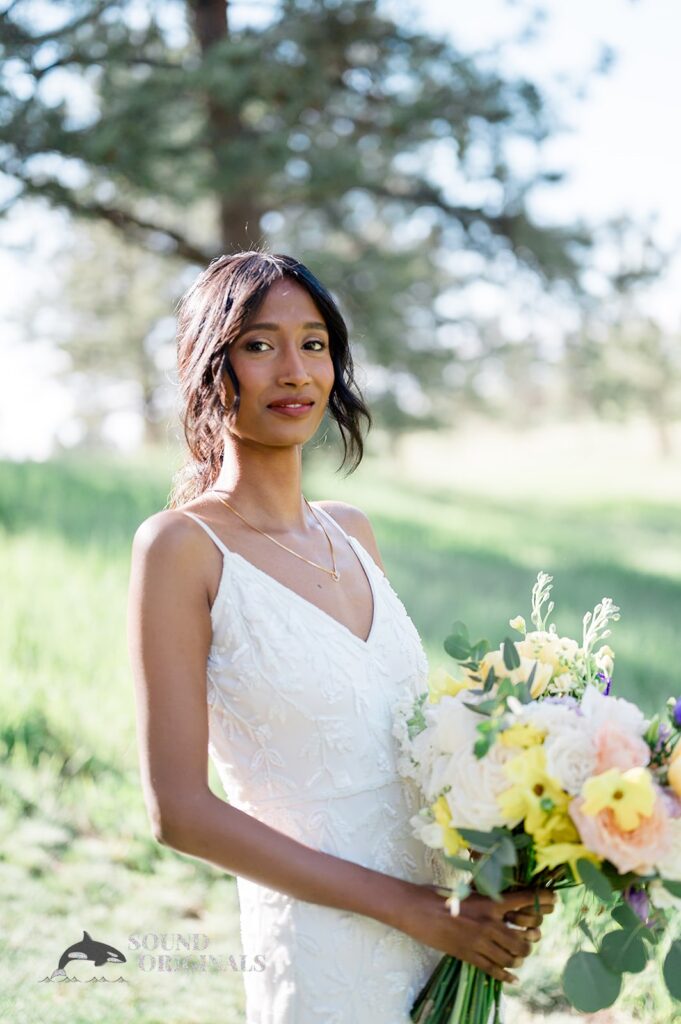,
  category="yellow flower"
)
[498,747,570,834]
[581,767,655,832]
[532,812,580,847]
[431,796,465,855]
[500,723,547,750]
[670,742,681,766]
[427,666,474,704]
[668,757,681,798]
[532,842,602,878]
